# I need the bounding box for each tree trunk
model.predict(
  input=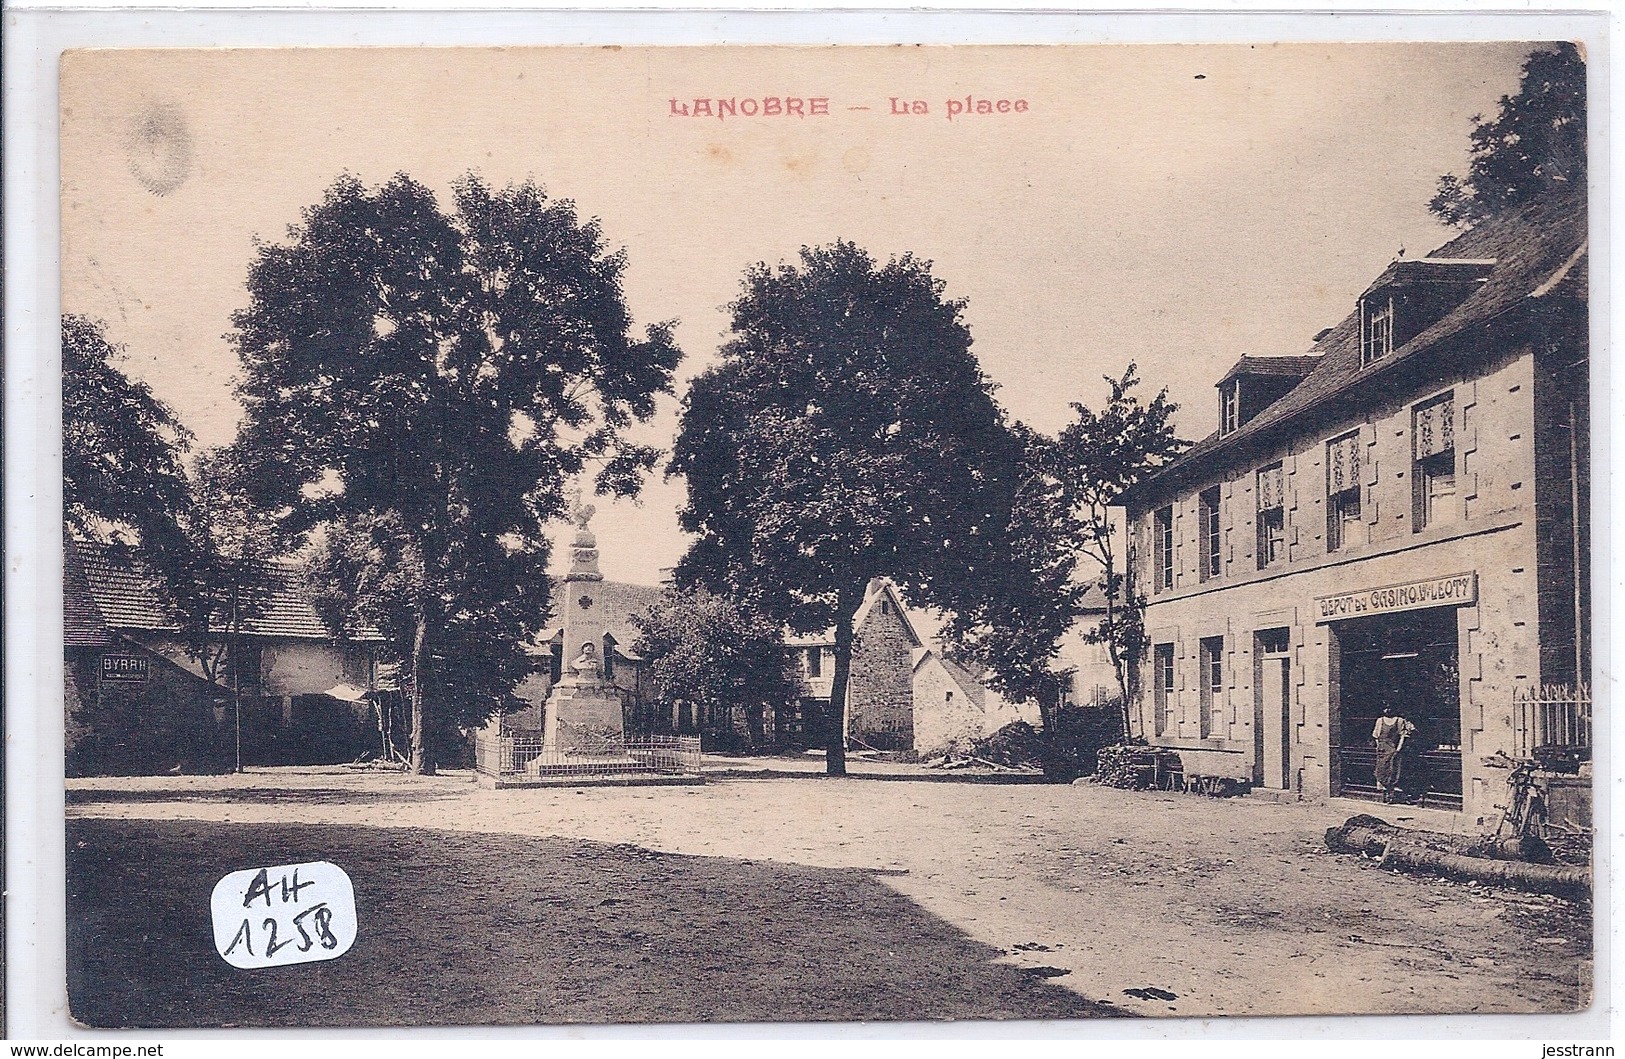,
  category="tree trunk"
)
[1098,544,1137,745]
[825,590,861,777]
[408,610,435,776]
[1376,842,1589,900]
